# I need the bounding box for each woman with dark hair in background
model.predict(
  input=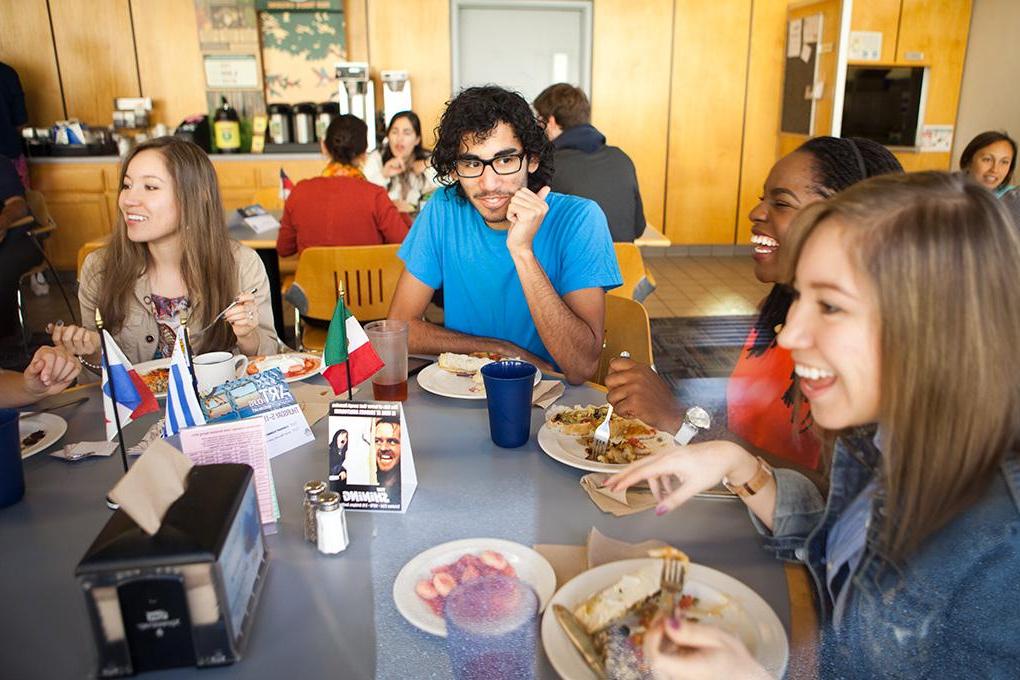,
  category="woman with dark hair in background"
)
[363,111,438,214]
[959,130,1019,226]
[276,114,408,258]
[606,137,902,473]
